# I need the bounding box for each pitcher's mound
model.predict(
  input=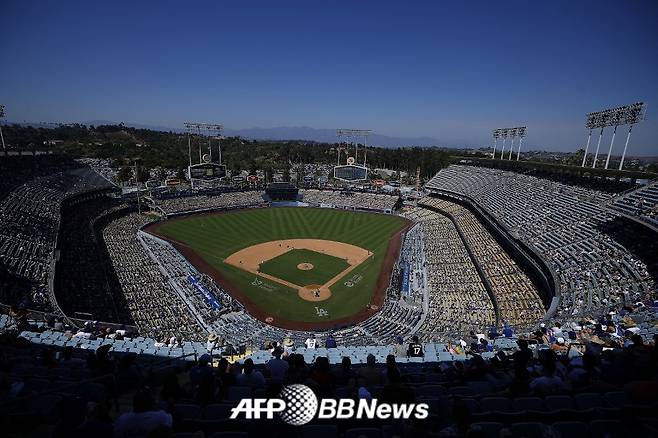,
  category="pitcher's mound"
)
[298,284,331,302]
[297,262,314,271]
